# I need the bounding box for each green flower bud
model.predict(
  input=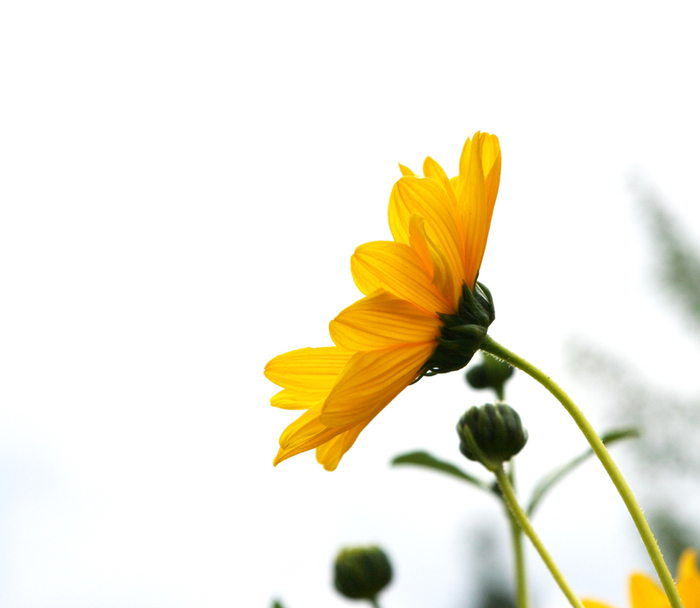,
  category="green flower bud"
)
[466,353,514,399]
[457,403,528,471]
[334,545,393,601]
